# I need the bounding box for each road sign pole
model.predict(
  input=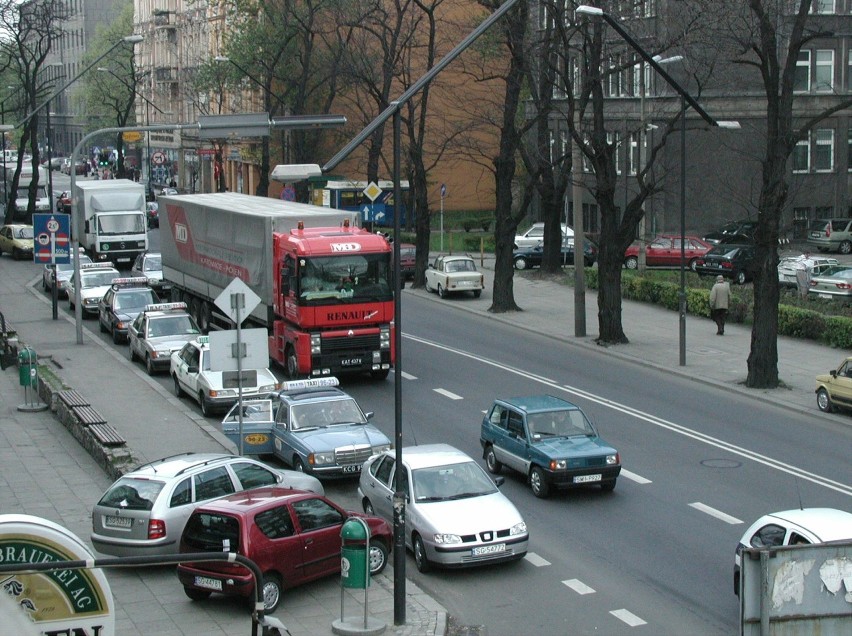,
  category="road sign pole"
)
[233,292,245,456]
